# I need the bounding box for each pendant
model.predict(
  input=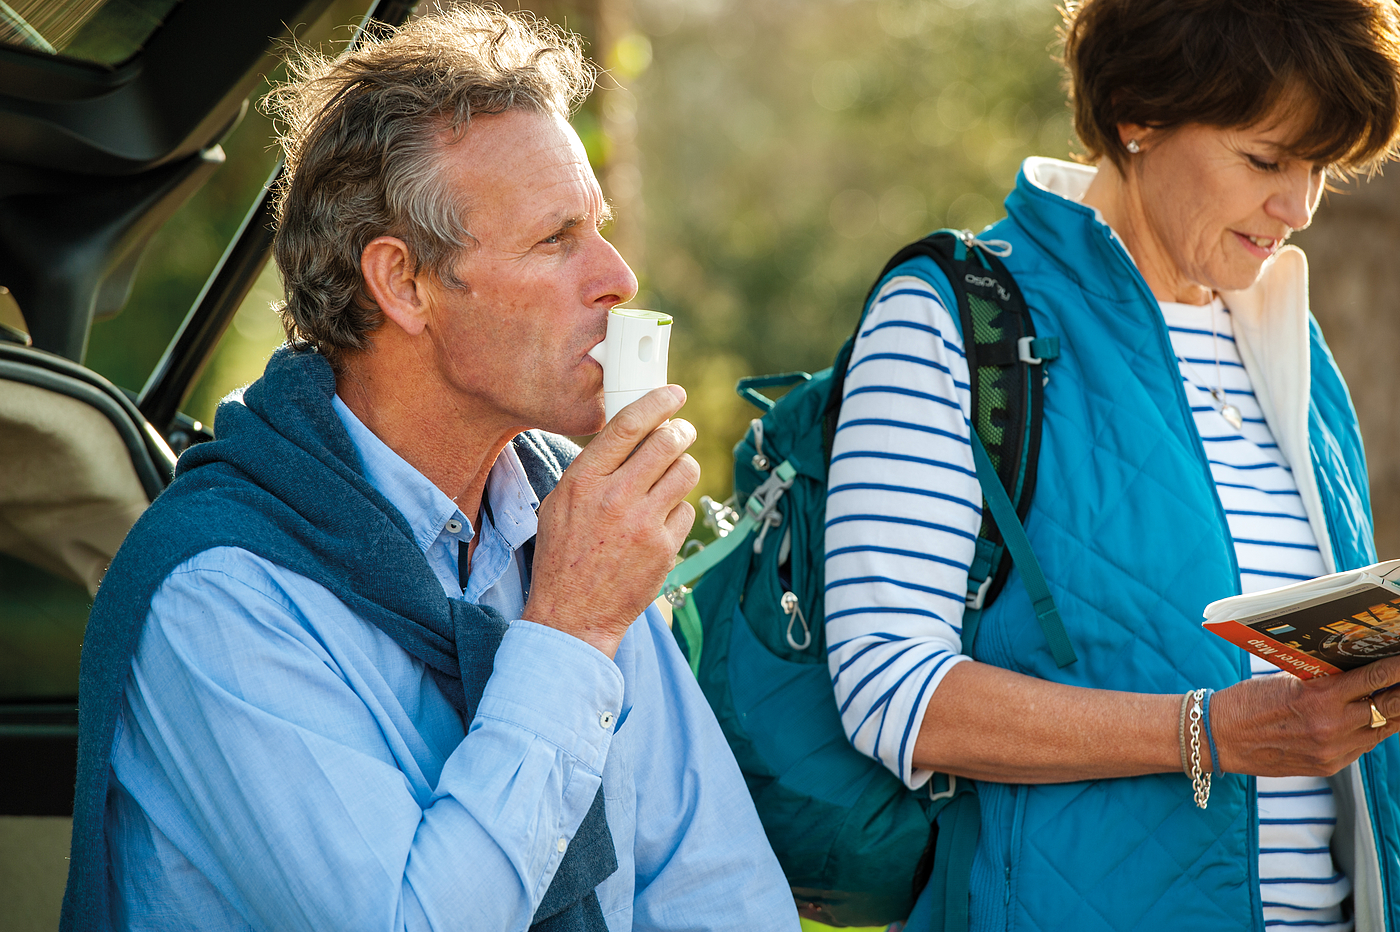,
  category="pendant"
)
[1220,404,1244,431]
